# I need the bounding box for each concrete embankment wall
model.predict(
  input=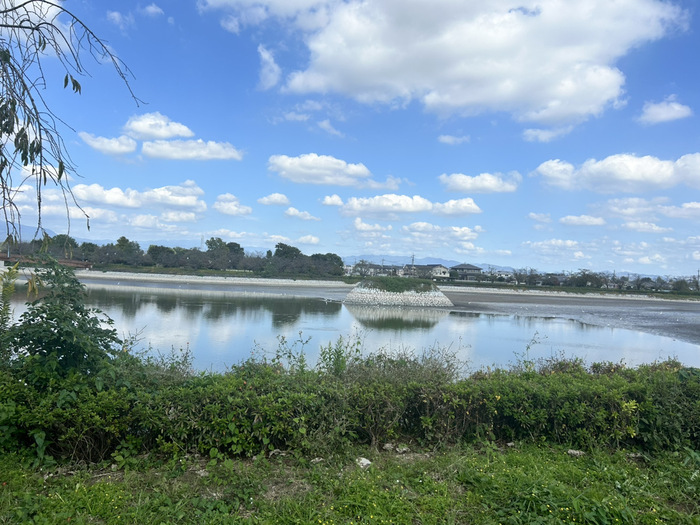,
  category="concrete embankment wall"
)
[343,287,453,307]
